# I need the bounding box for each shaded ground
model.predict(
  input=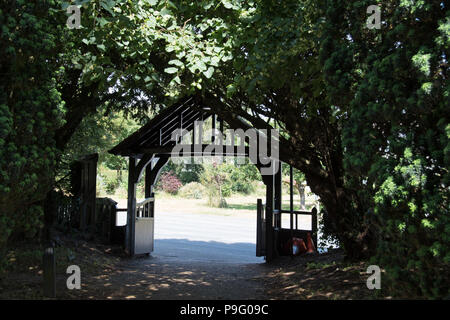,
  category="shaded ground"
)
[0,235,380,300]
[63,256,268,300]
[263,252,379,300]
